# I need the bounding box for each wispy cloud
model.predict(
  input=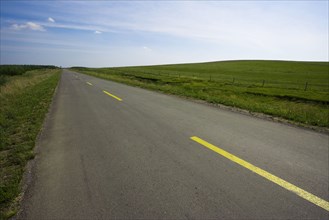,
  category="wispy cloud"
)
[16,1,325,52]
[10,22,45,31]
[143,46,152,51]
[48,17,55,23]
[36,21,117,33]
[1,1,328,66]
